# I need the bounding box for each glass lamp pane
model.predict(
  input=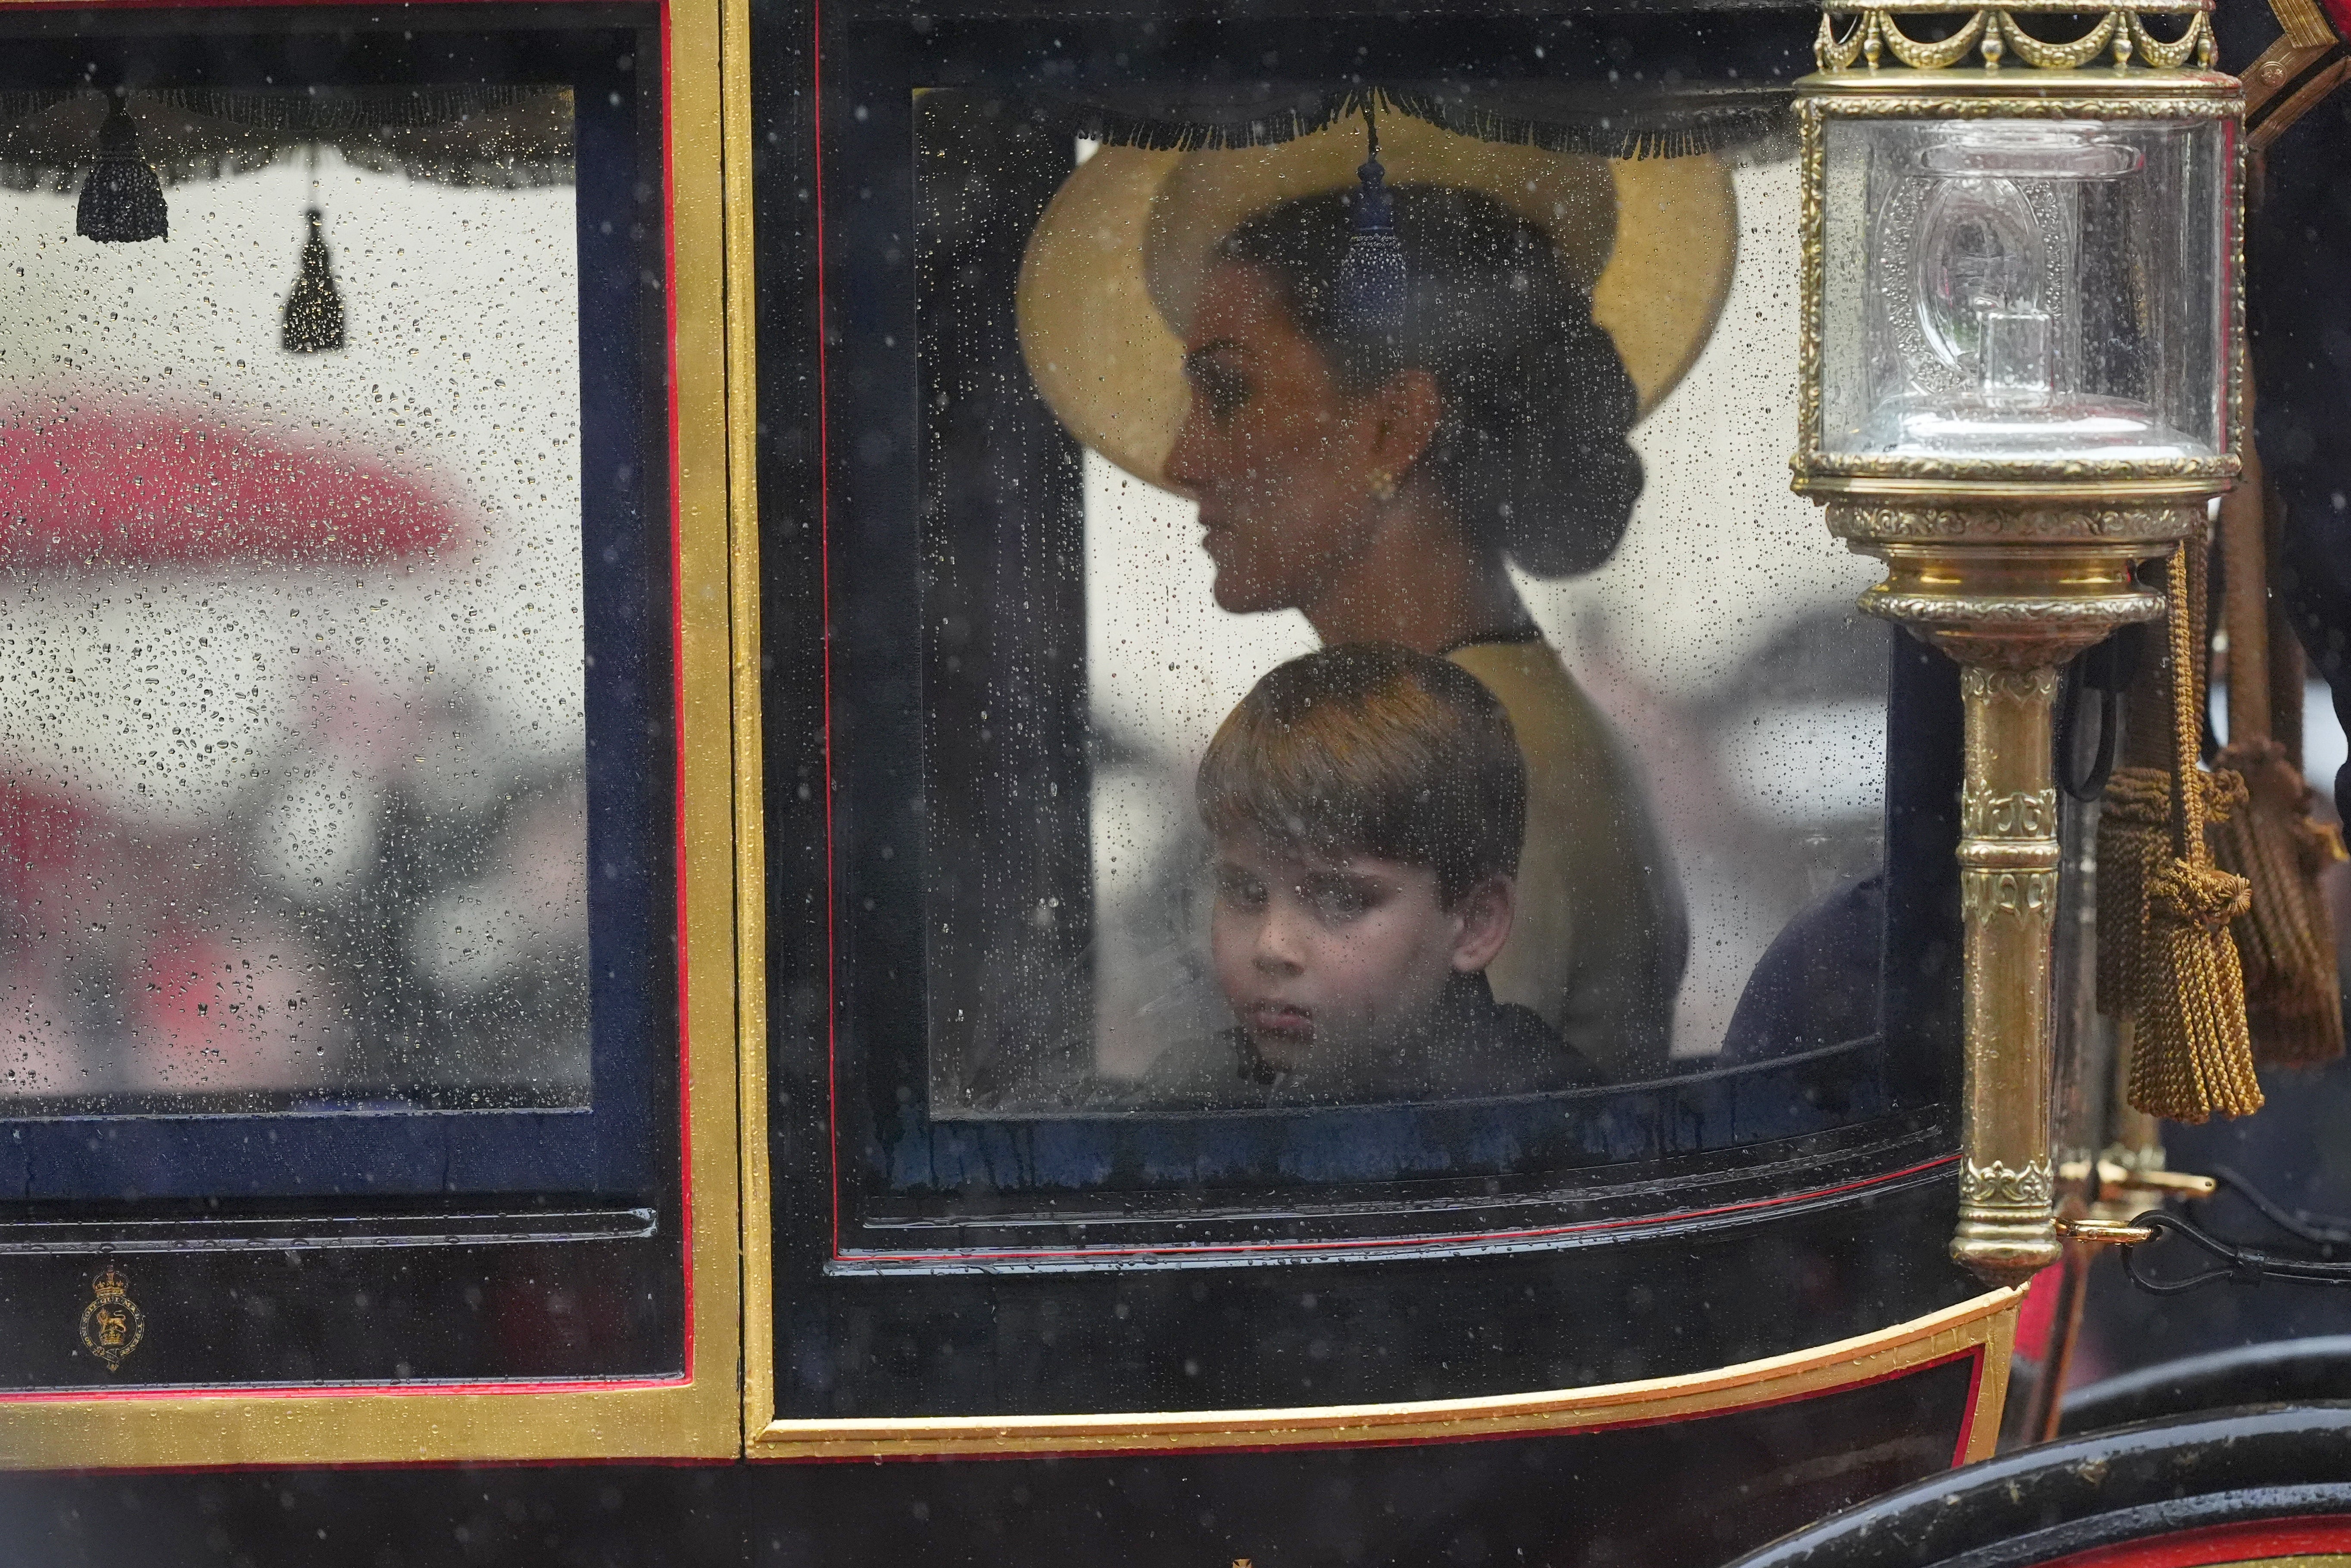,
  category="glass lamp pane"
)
[1818,115,2228,464]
